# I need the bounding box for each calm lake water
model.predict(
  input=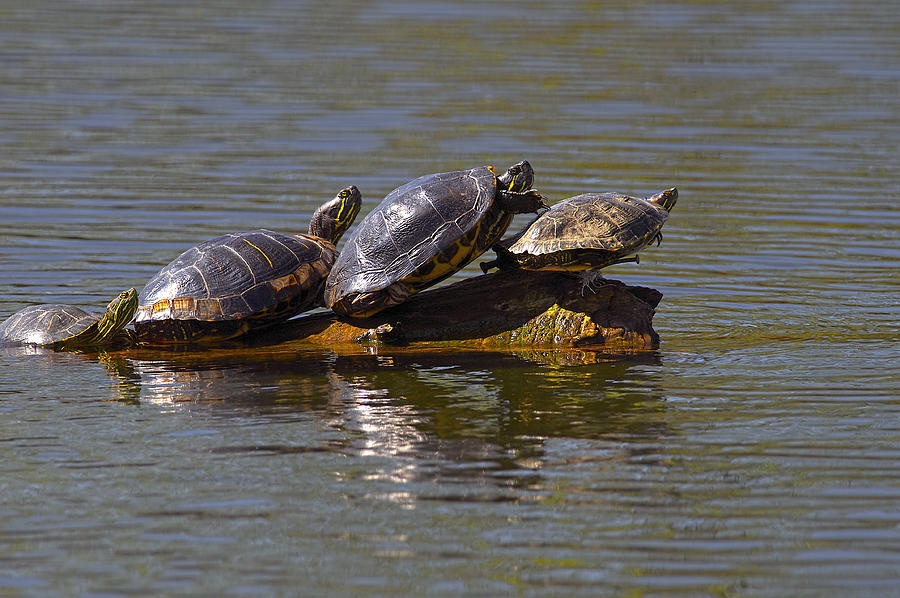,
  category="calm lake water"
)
[1,1,898,596]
